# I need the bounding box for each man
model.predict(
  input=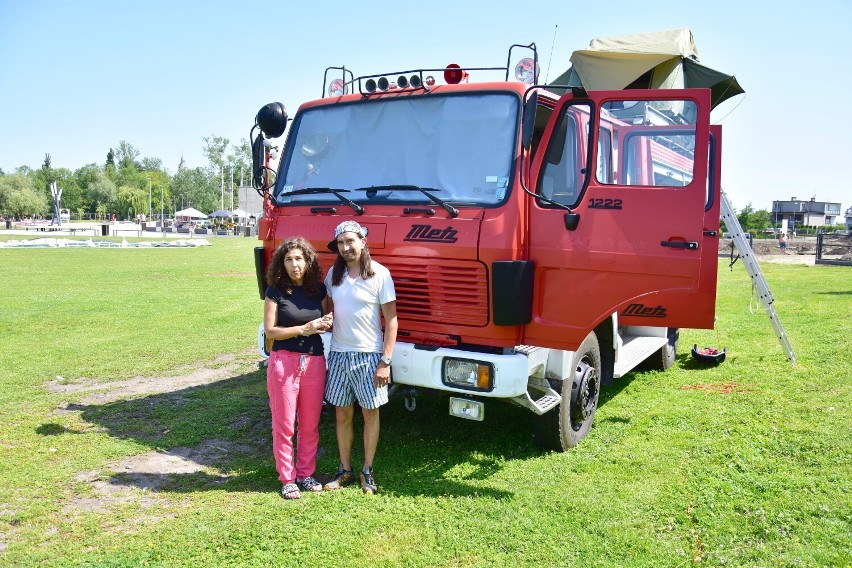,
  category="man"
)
[322,220,397,494]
